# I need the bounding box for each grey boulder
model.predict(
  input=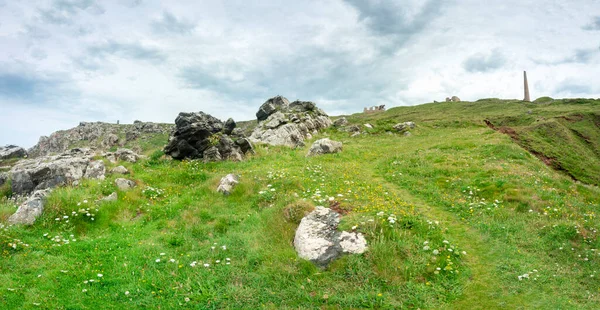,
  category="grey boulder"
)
[0,145,27,160]
[8,189,52,225]
[115,178,136,190]
[294,207,367,266]
[332,117,348,127]
[10,148,105,196]
[216,174,239,195]
[306,139,343,157]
